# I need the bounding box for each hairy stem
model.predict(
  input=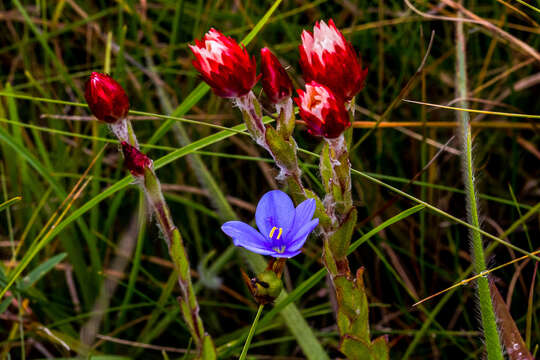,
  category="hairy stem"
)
[455,10,503,360]
[119,119,216,359]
